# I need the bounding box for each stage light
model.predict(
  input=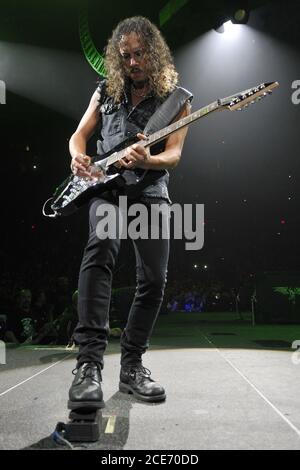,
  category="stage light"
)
[232,9,250,24]
[214,7,249,34]
[215,19,242,36]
